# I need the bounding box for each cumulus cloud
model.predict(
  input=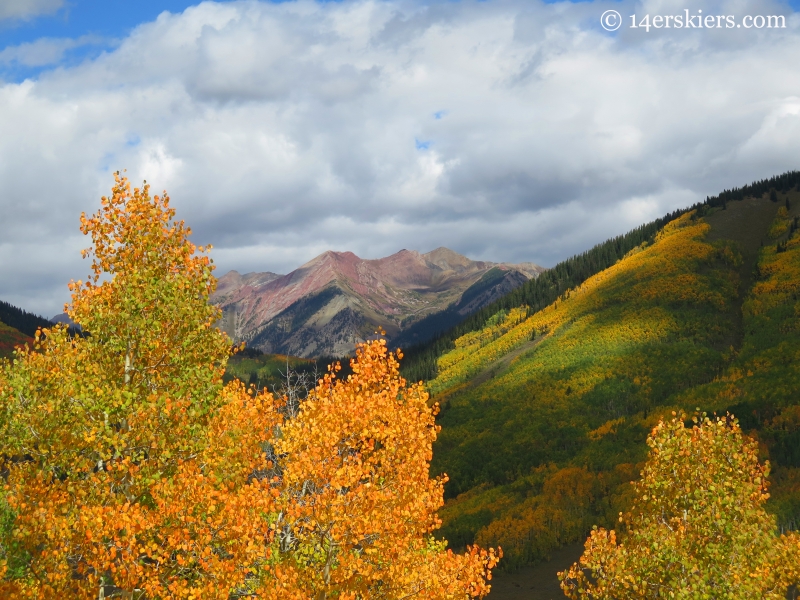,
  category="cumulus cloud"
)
[0,0,63,21]
[1,0,800,316]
